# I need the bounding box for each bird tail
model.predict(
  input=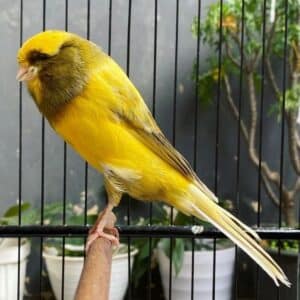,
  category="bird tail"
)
[178,184,290,287]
